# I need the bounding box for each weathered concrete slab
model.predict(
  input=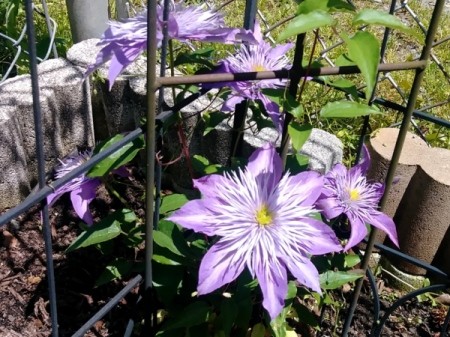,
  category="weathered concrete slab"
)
[0,58,94,210]
[0,107,30,210]
[394,147,450,275]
